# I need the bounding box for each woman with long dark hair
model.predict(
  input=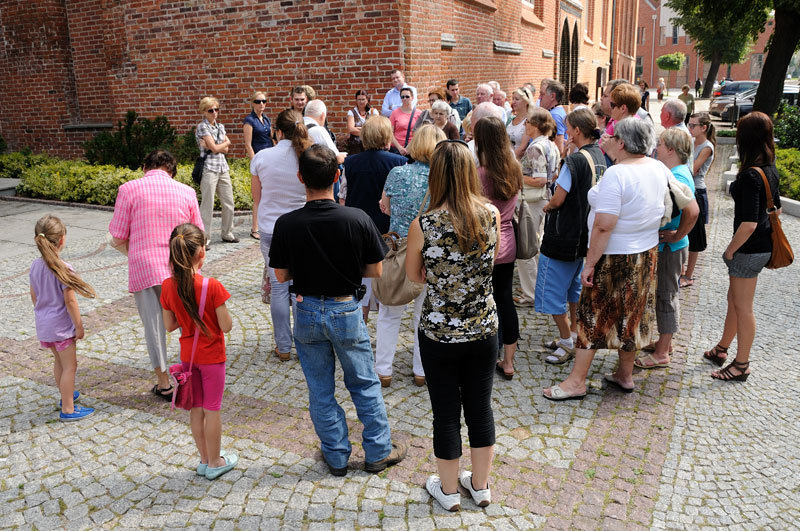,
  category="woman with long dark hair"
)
[406,140,501,512]
[474,117,523,379]
[250,109,313,361]
[345,89,379,155]
[703,112,782,381]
